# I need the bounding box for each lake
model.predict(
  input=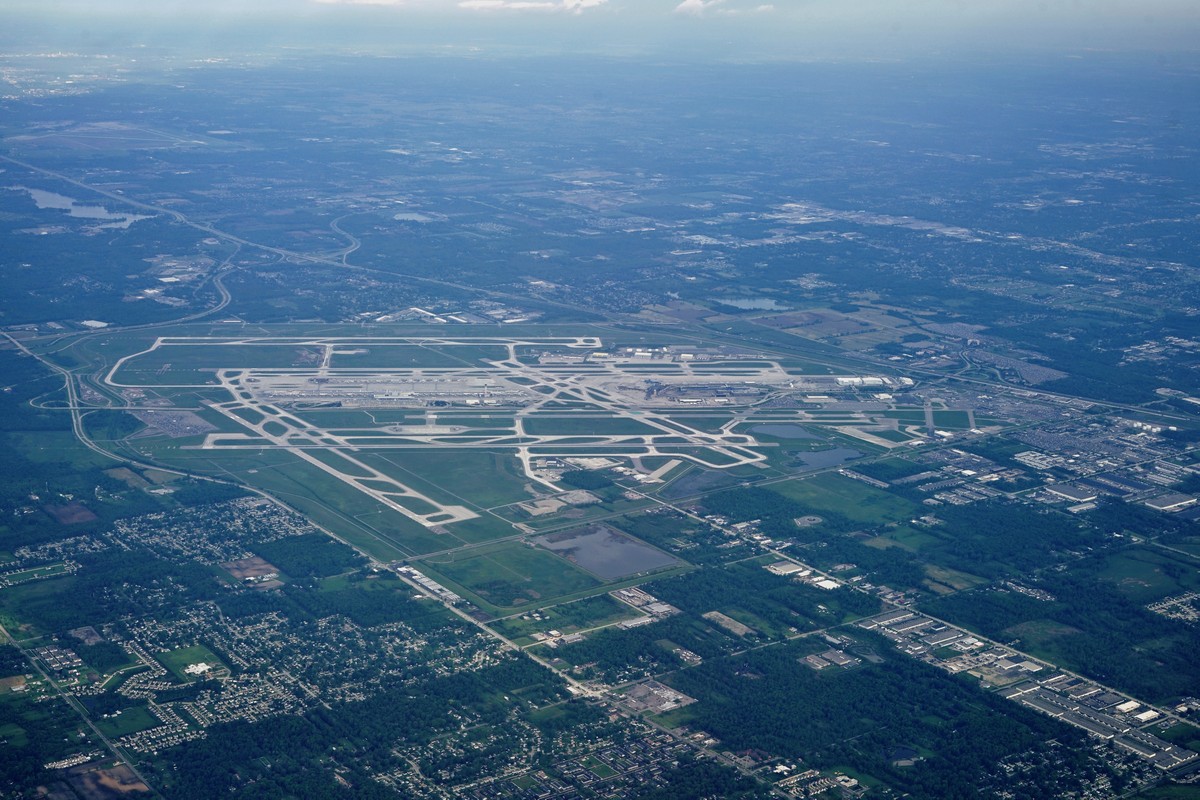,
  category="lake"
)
[751,423,822,439]
[534,524,679,581]
[792,447,864,470]
[12,186,152,229]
